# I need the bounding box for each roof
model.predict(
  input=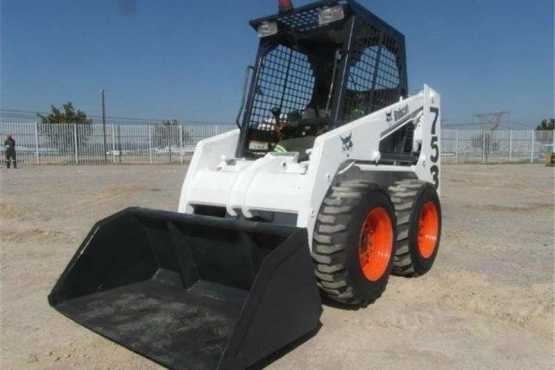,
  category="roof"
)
[249,0,405,44]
